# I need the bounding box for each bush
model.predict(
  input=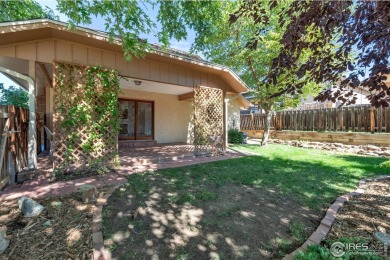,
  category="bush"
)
[228,129,244,144]
[294,245,332,260]
[380,160,390,168]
